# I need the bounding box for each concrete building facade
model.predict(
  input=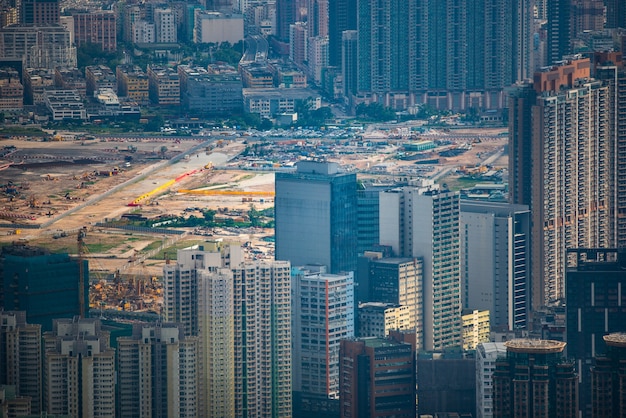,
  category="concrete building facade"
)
[379,180,462,351]
[292,267,355,399]
[460,200,531,330]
